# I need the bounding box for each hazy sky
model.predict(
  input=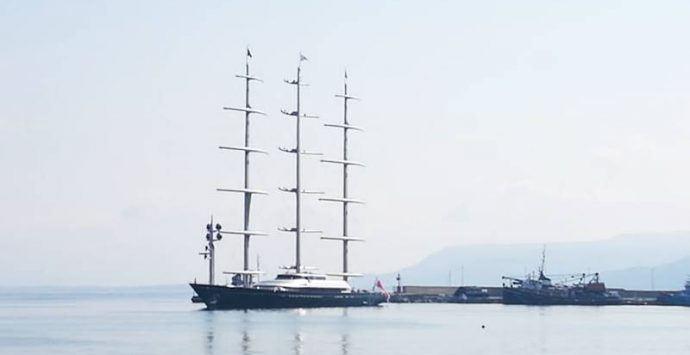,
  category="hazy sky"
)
[2,0,690,286]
